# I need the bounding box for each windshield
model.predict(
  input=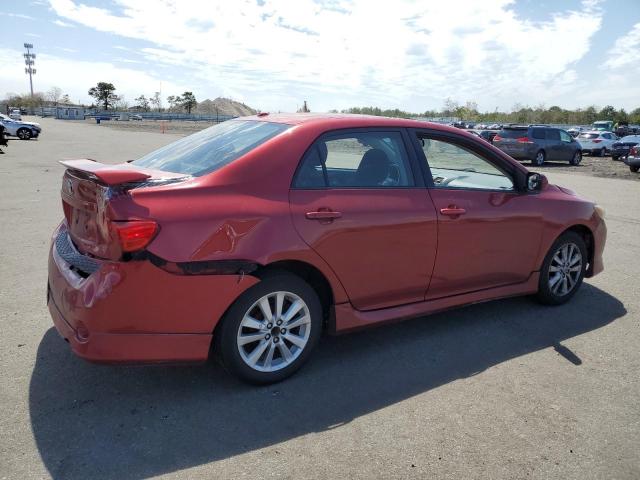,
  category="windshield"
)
[579,133,600,139]
[133,120,290,176]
